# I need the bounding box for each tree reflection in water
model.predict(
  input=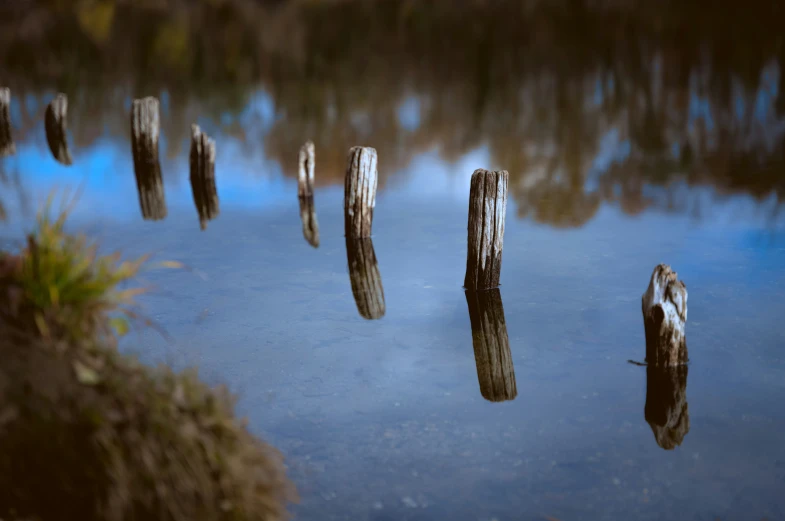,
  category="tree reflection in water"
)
[1,0,782,226]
